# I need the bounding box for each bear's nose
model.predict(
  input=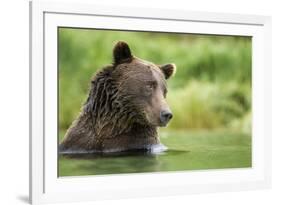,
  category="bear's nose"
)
[160,110,173,124]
